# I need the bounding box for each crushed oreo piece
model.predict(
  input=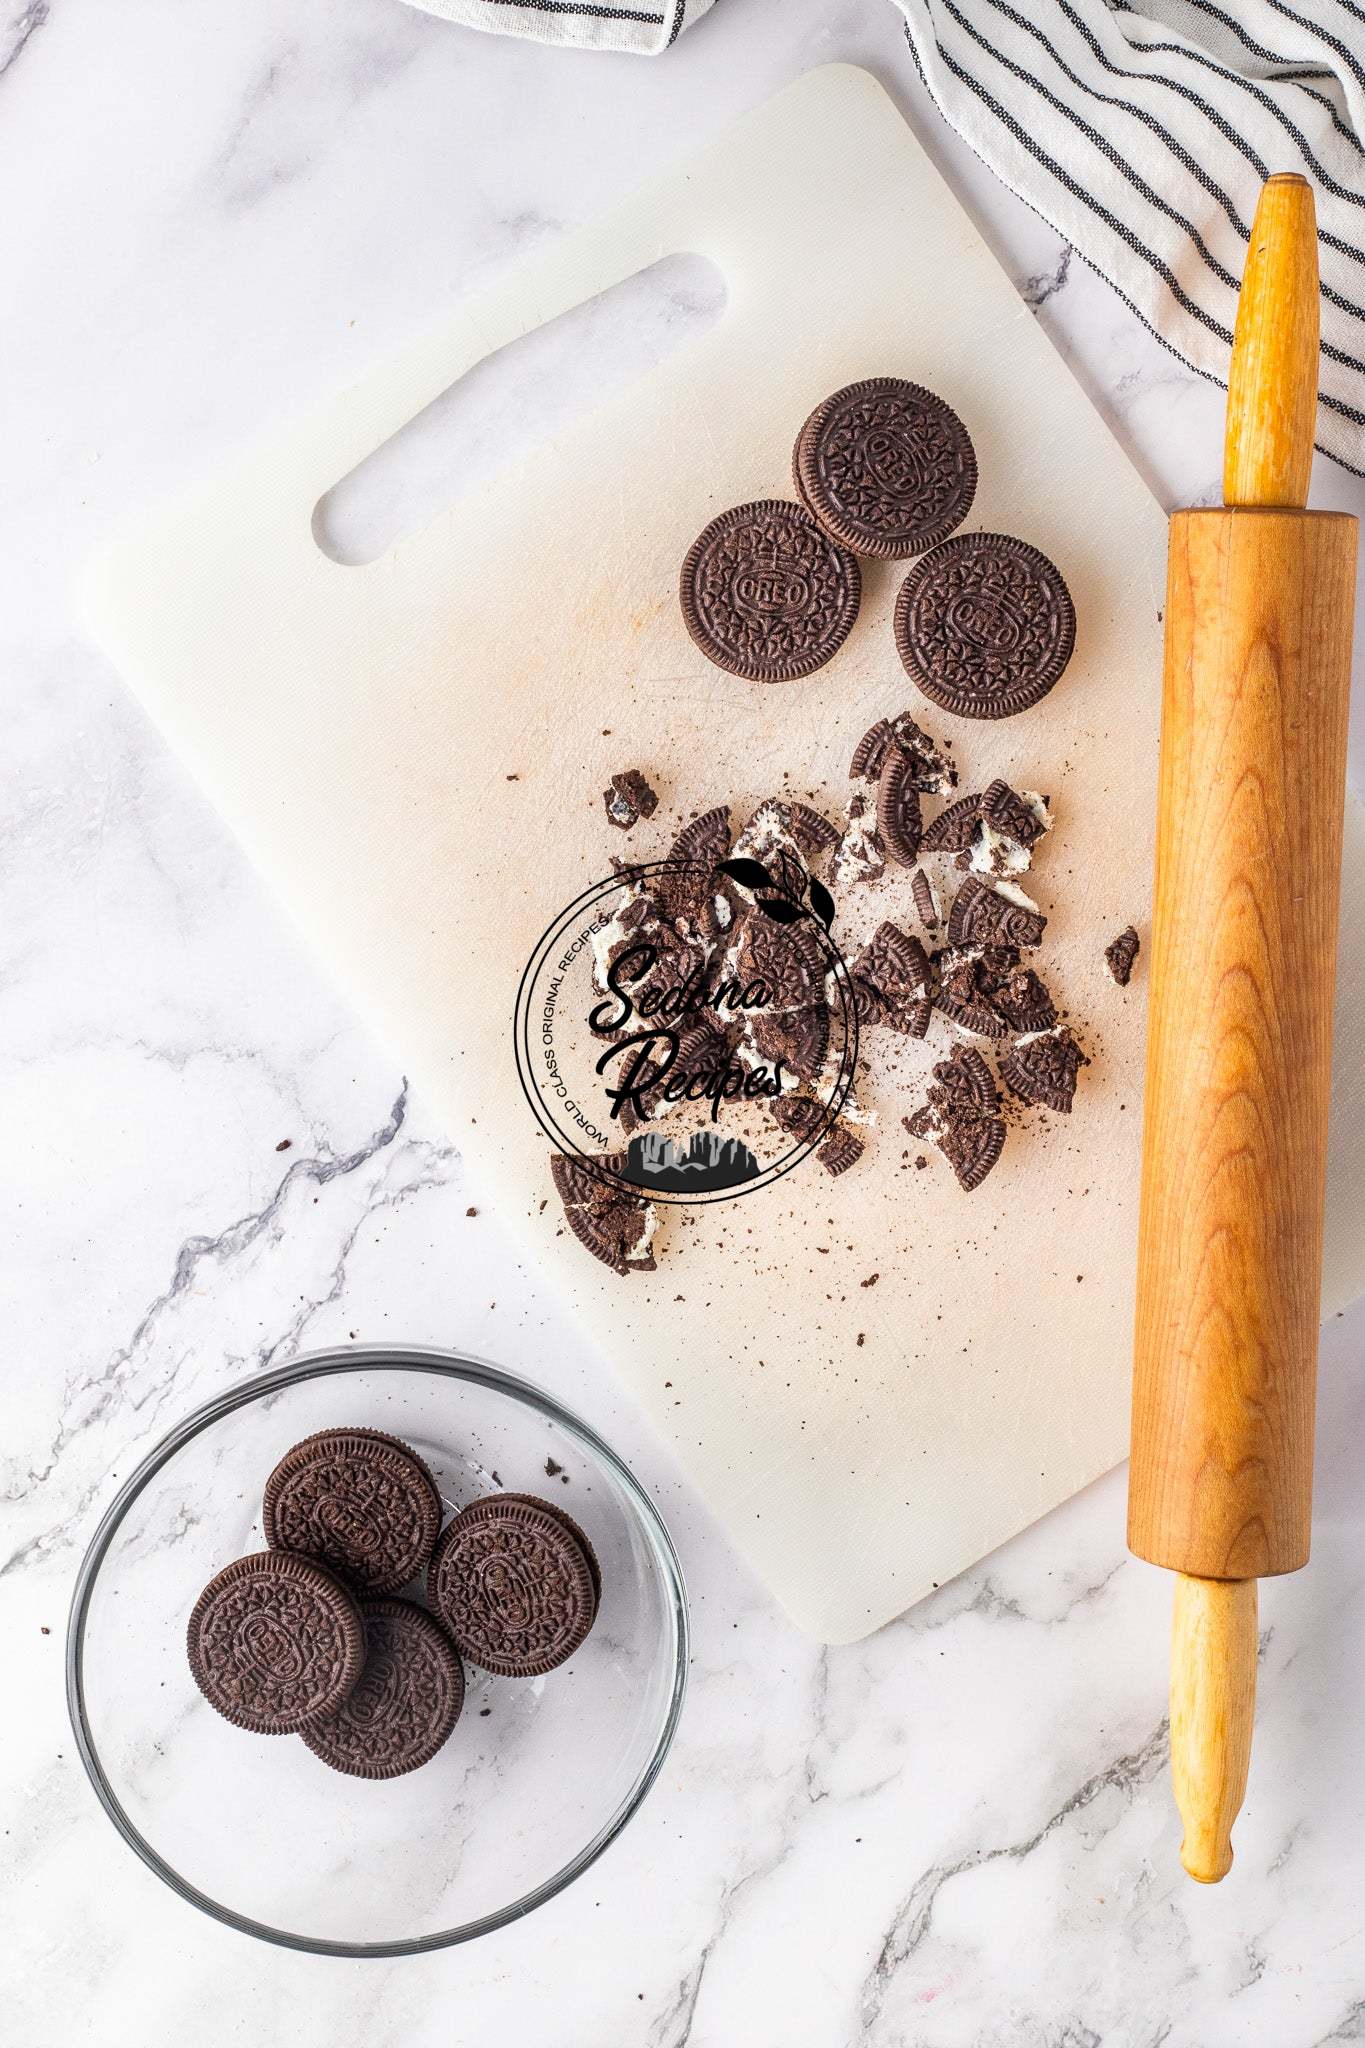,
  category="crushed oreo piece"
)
[1000,1028,1090,1113]
[785,801,840,858]
[877,751,923,867]
[746,1003,830,1082]
[839,712,955,881]
[920,790,983,853]
[675,1015,739,1074]
[904,1044,1006,1192]
[550,1153,657,1277]
[981,778,1047,847]
[849,718,896,782]
[769,1089,826,1140]
[849,711,956,794]
[730,798,820,905]
[603,769,658,832]
[994,959,1057,1034]
[933,945,1057,1038]
[937,1112,1005,1191]
[818,1126,865,1176]
[1105,925,1140,987]
[911,867,941,933]
[730,908,824,1011]
[947,874,1047,949]
[889,713,958,797]
[971,787,1052,881]
[669,804,732,871]
[935,1043,998,1114]
[920,783,1051,882]
[851,922,933,1034]
[595,898,703,1020]
[659,805,733,935]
